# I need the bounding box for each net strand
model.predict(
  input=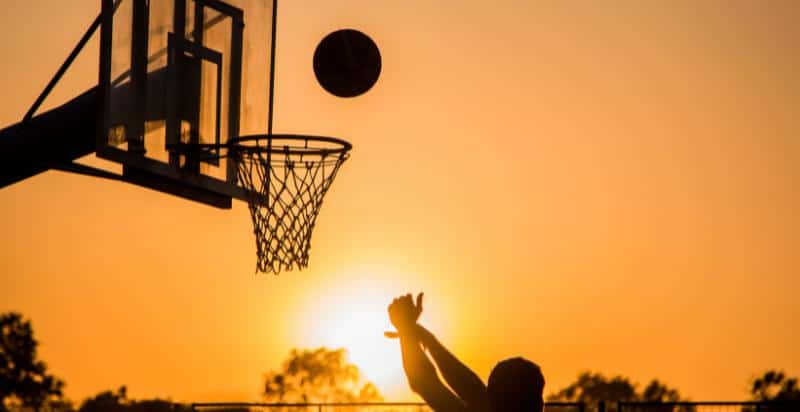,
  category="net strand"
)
[233,146,349,274]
